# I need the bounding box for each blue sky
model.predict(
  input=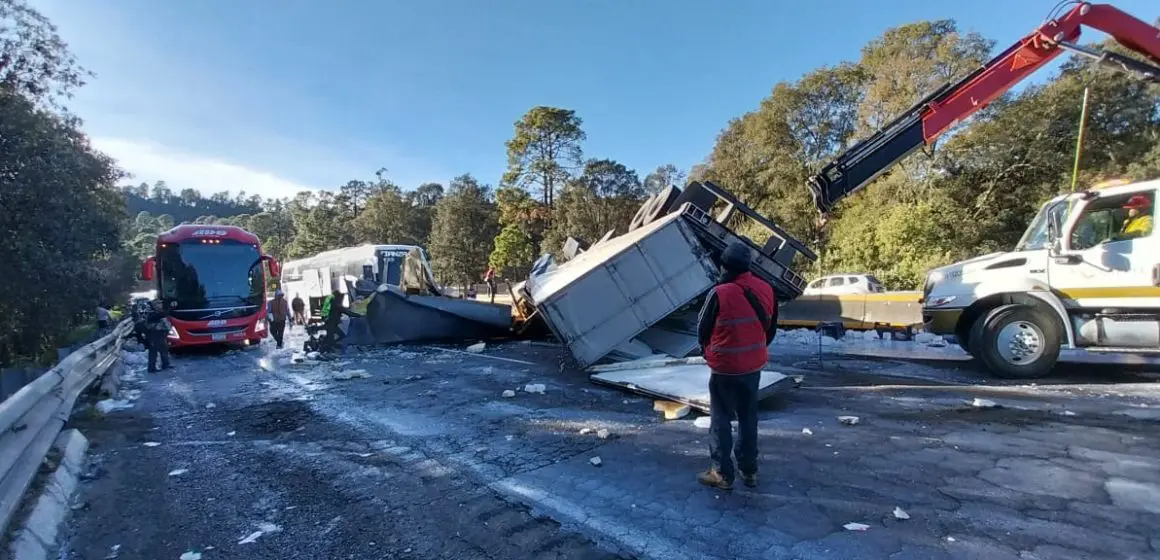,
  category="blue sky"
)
[29,0,1159,200]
